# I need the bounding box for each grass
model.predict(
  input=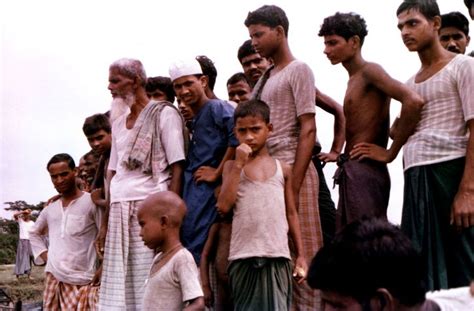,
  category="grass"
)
[0,264,45,304]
